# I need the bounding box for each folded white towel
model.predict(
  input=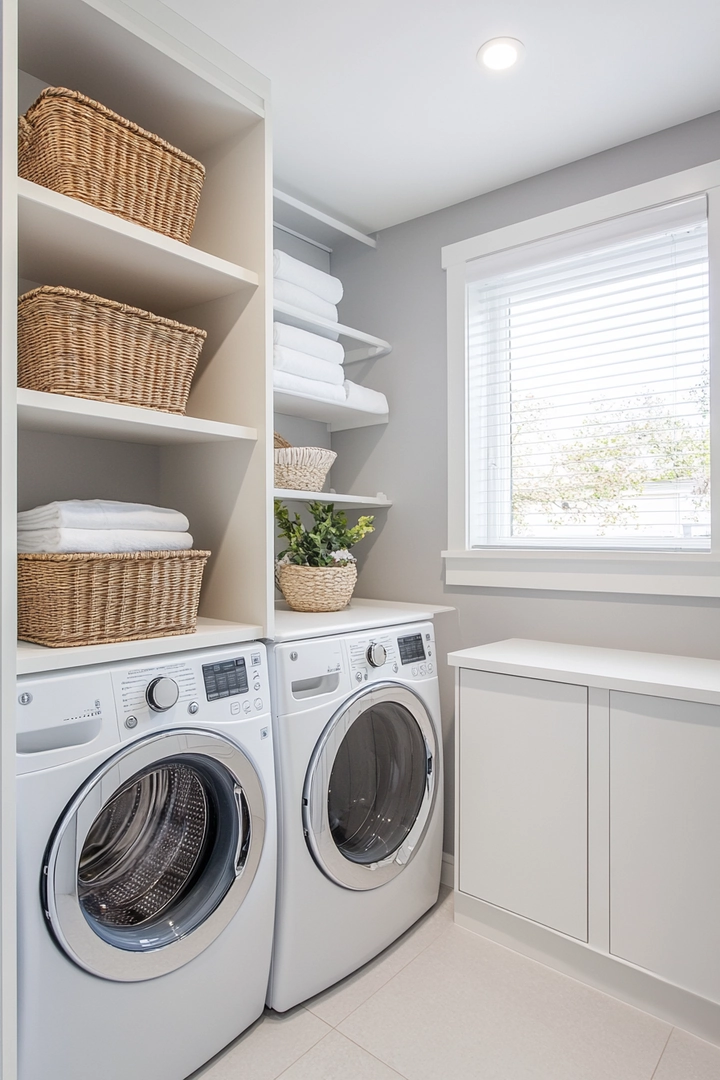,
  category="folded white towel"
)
[18,500,189,533]
[273,322,344,364]
[17,529,194,554]
[274,279,338,323]
[344,380,389,415]
[273,369,347,404]
[274,346,344,386]
[273,250,343,305]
